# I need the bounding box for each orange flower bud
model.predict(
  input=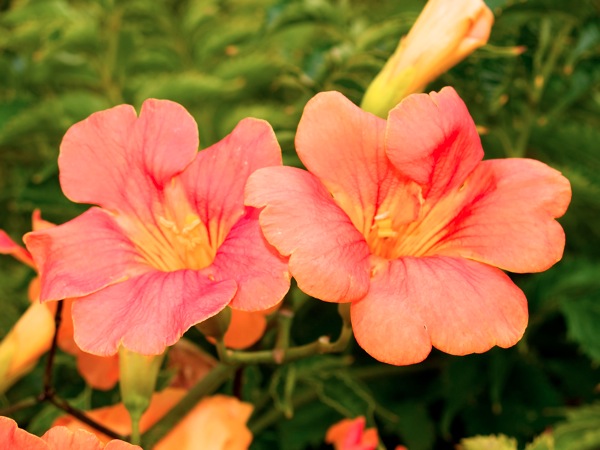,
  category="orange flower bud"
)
[361,0,494,117]
[0,300,55,393]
